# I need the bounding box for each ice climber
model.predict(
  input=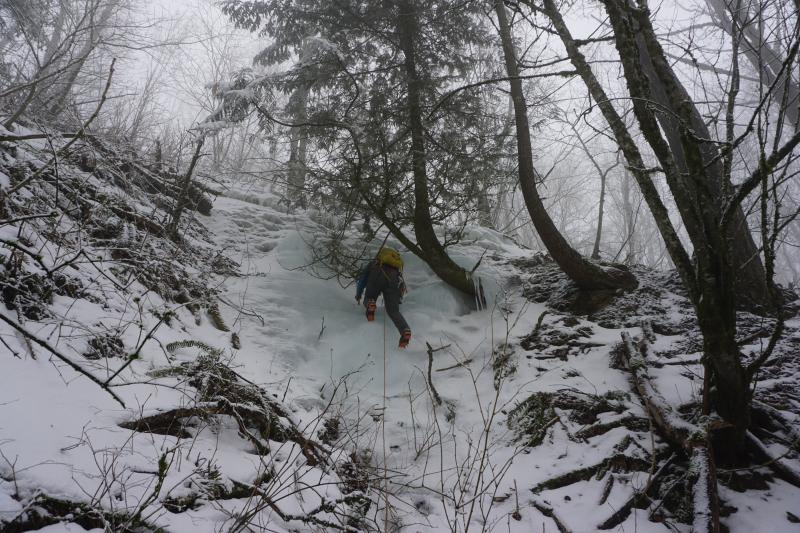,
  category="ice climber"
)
[355,247,412,348]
